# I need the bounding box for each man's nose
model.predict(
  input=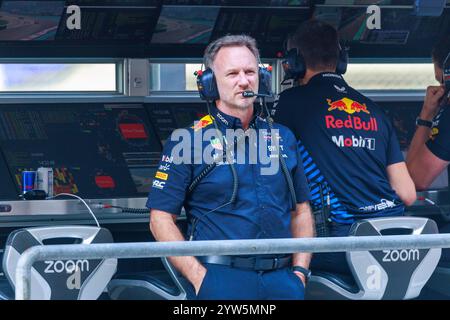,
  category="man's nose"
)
[237,71,250,87]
